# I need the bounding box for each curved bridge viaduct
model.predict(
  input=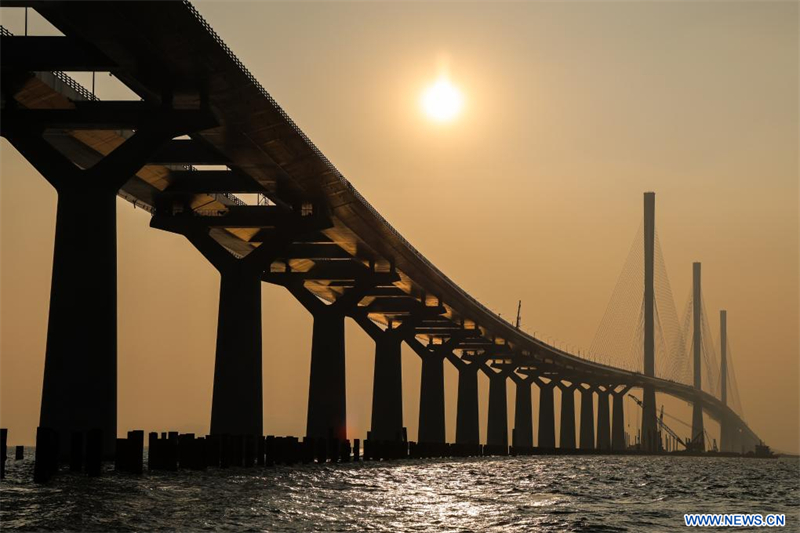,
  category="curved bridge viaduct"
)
[0,1,761,459]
